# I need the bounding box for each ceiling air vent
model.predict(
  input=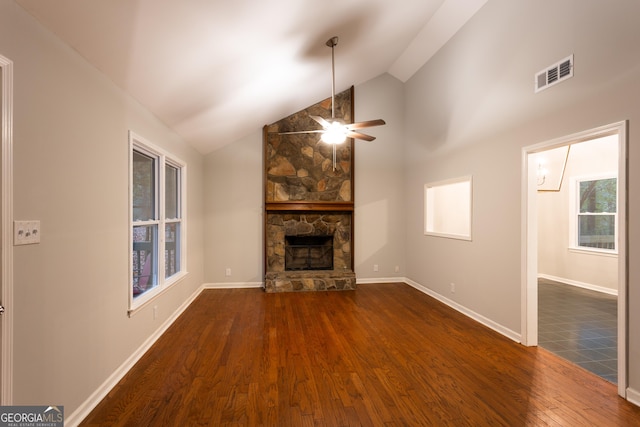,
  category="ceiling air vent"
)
[535,55,574,93]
